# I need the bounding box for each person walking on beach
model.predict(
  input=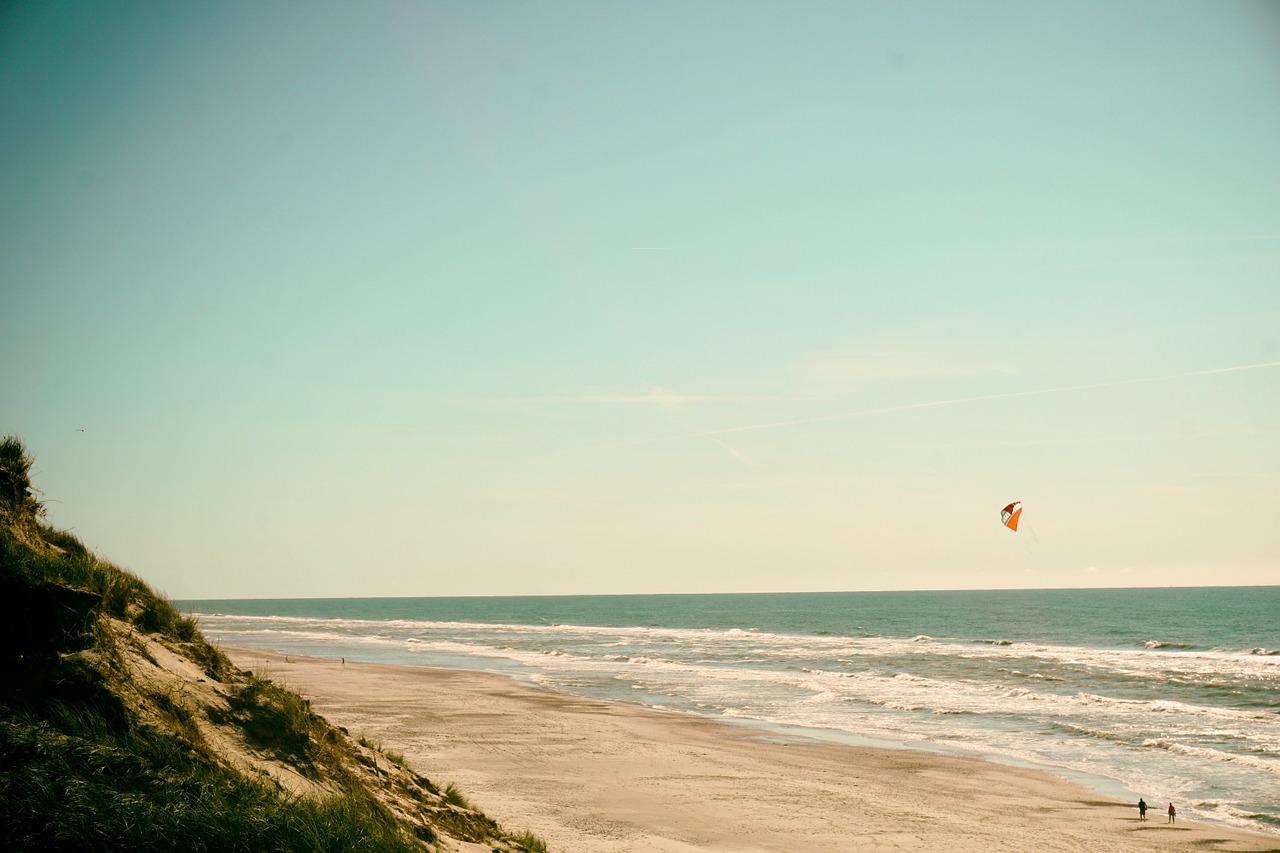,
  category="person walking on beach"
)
[1168,803,1176,824]
[1138,798,1147,821]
